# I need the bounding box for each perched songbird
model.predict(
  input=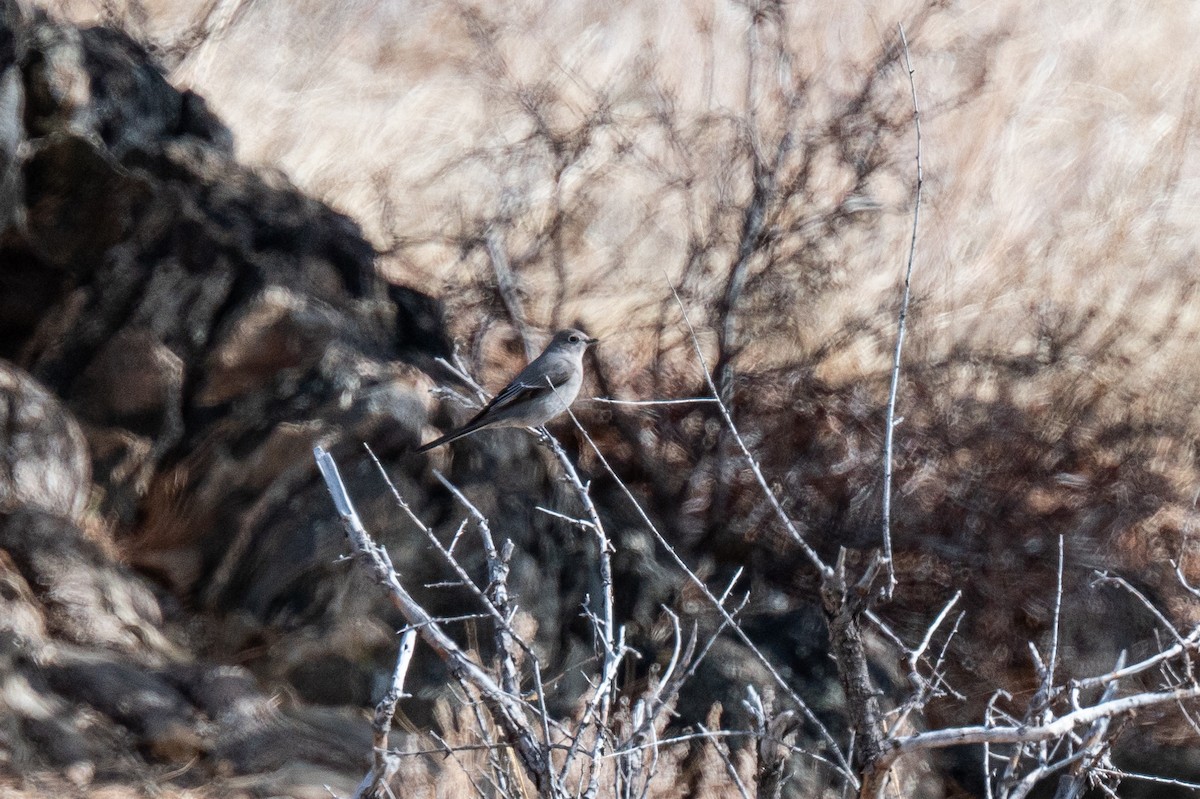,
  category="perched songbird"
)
[416,329,598,452]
